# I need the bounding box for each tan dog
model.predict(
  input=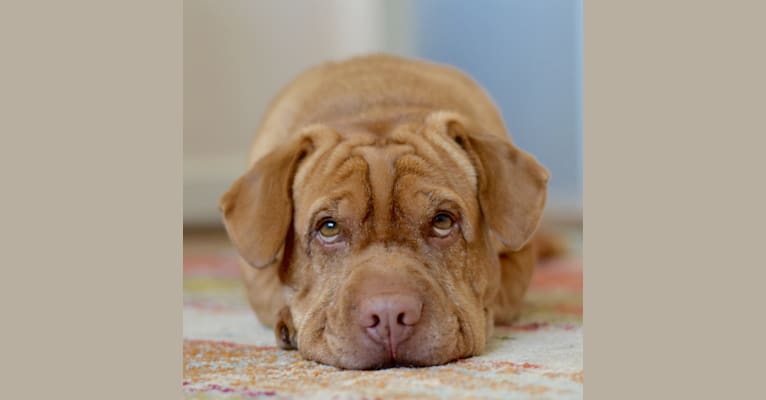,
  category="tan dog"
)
[220,54,550,369]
